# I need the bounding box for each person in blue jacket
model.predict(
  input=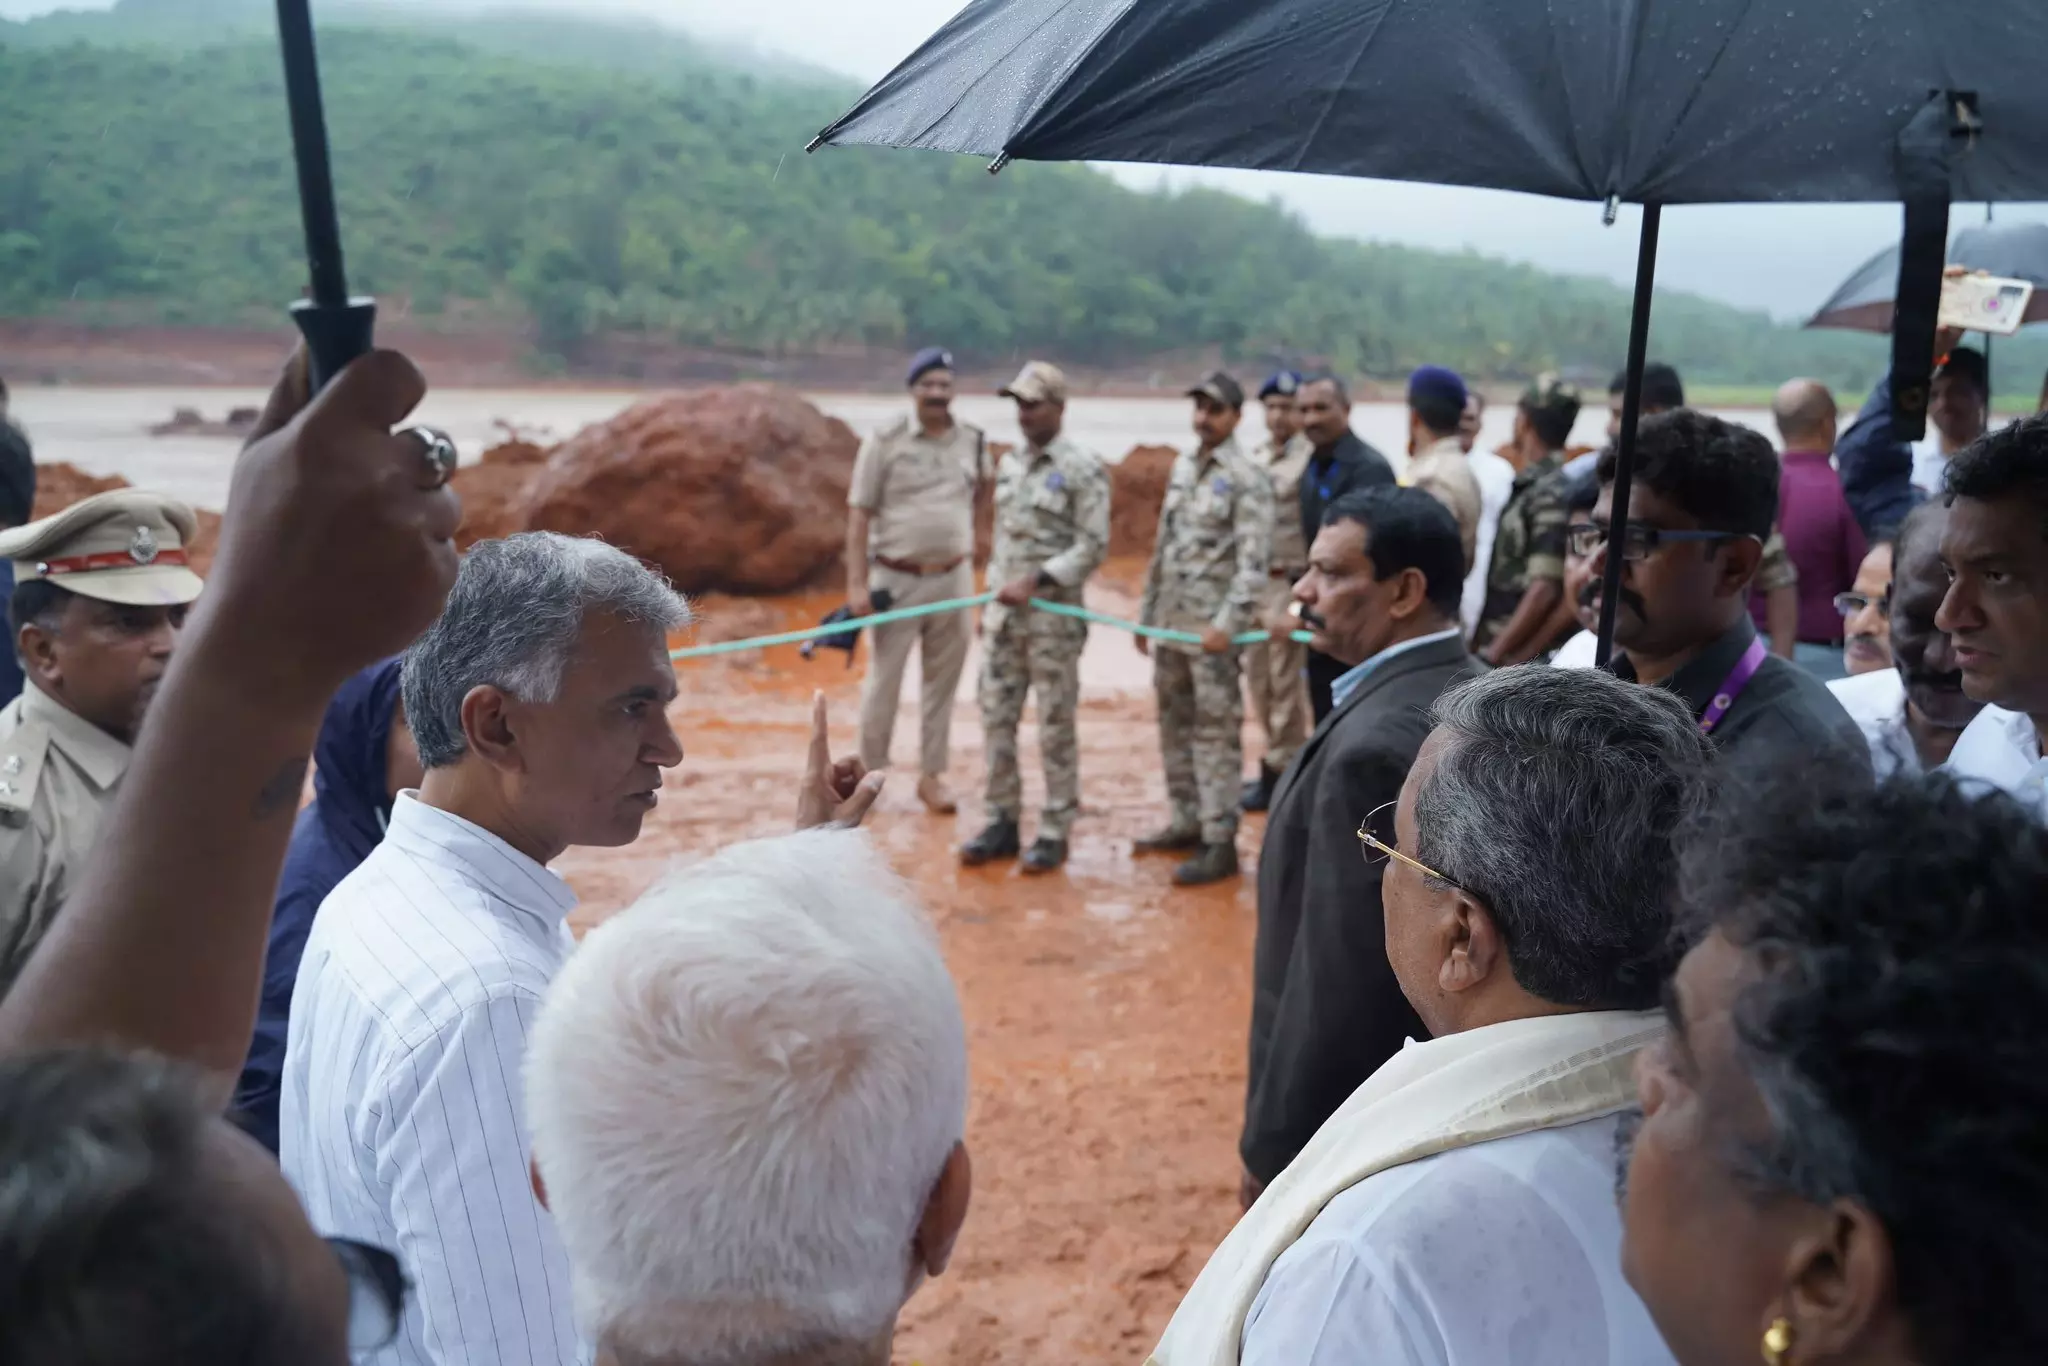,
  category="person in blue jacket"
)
[232,655,420,1152]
